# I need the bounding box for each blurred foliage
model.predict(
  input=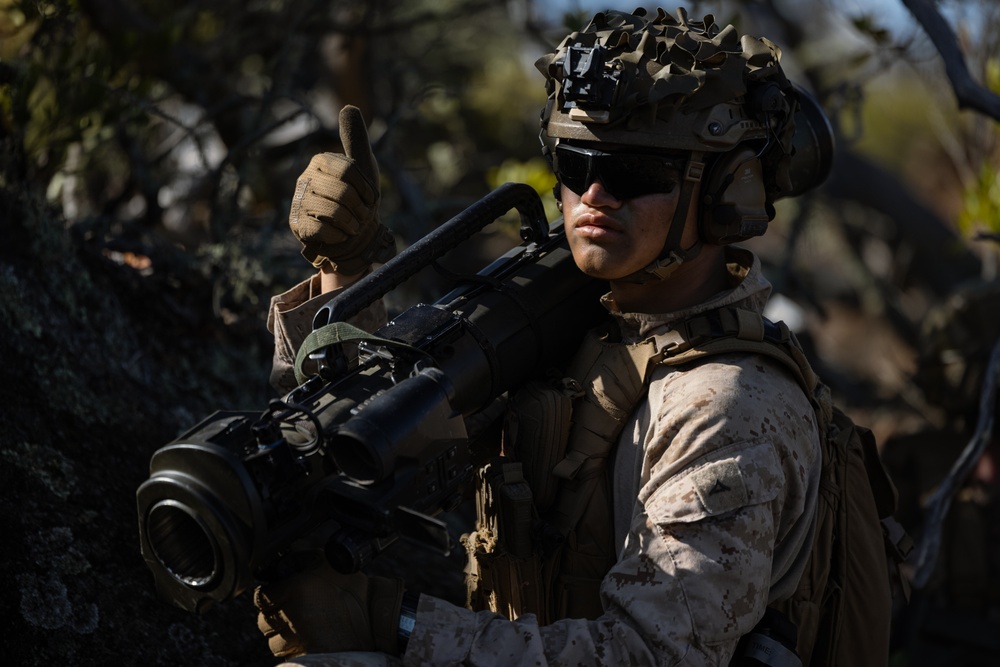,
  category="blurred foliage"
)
[959,161,1000,237]
[815,0,1000,275]
[854,75,950,176]
[851,14,893,46]
[957,58,1000,239]
[0,0,995,388]
[1,0,559,320]
[486,156,559,230]
[2,2,1000,663]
